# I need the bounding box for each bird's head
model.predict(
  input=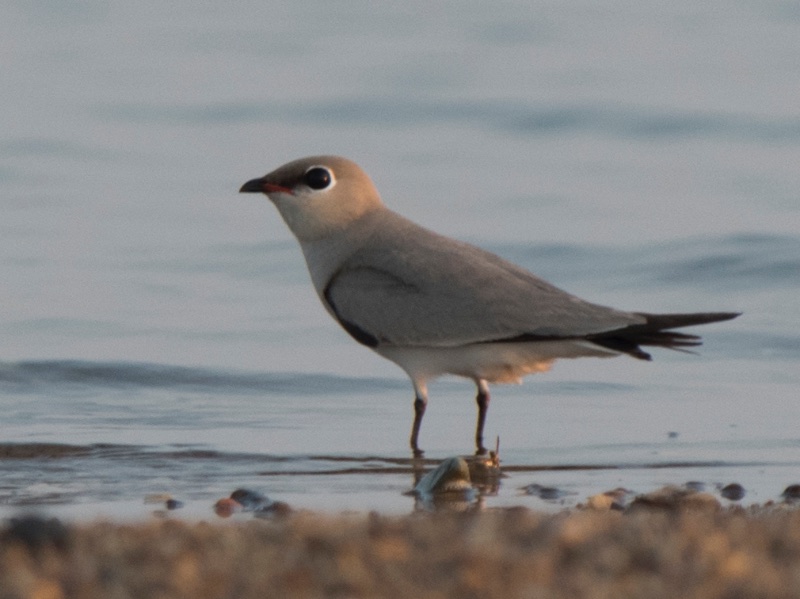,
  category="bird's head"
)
[240,155,383,241]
